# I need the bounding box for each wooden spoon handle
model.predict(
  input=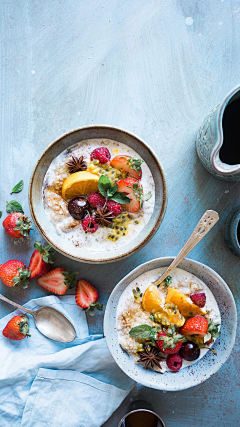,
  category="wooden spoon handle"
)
[153,210,219,285]
[0,293,35,316]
